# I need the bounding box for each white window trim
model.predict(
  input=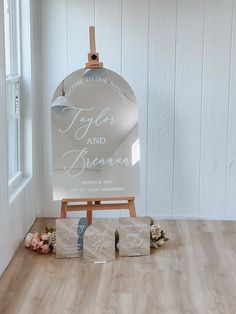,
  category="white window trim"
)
[9,175,32,204]
[6,0,34,201]
[5,0,22,187]
[6,76,21,184]
[9,170,22,193]
[6,75,20,84]
[5,0,21,79]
